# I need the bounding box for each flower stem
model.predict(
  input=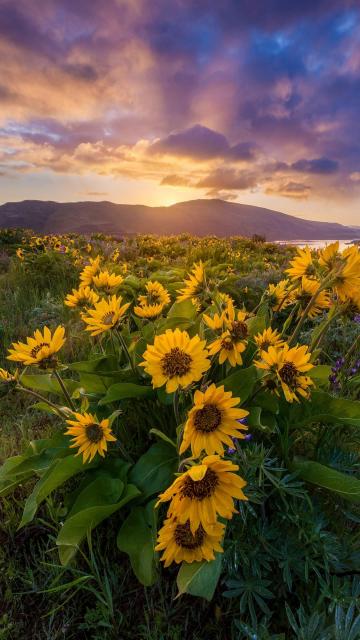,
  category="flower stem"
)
[288,271,337,346]
[116,329,138,377]
[53,369,76,410]
[16,385,67,418]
